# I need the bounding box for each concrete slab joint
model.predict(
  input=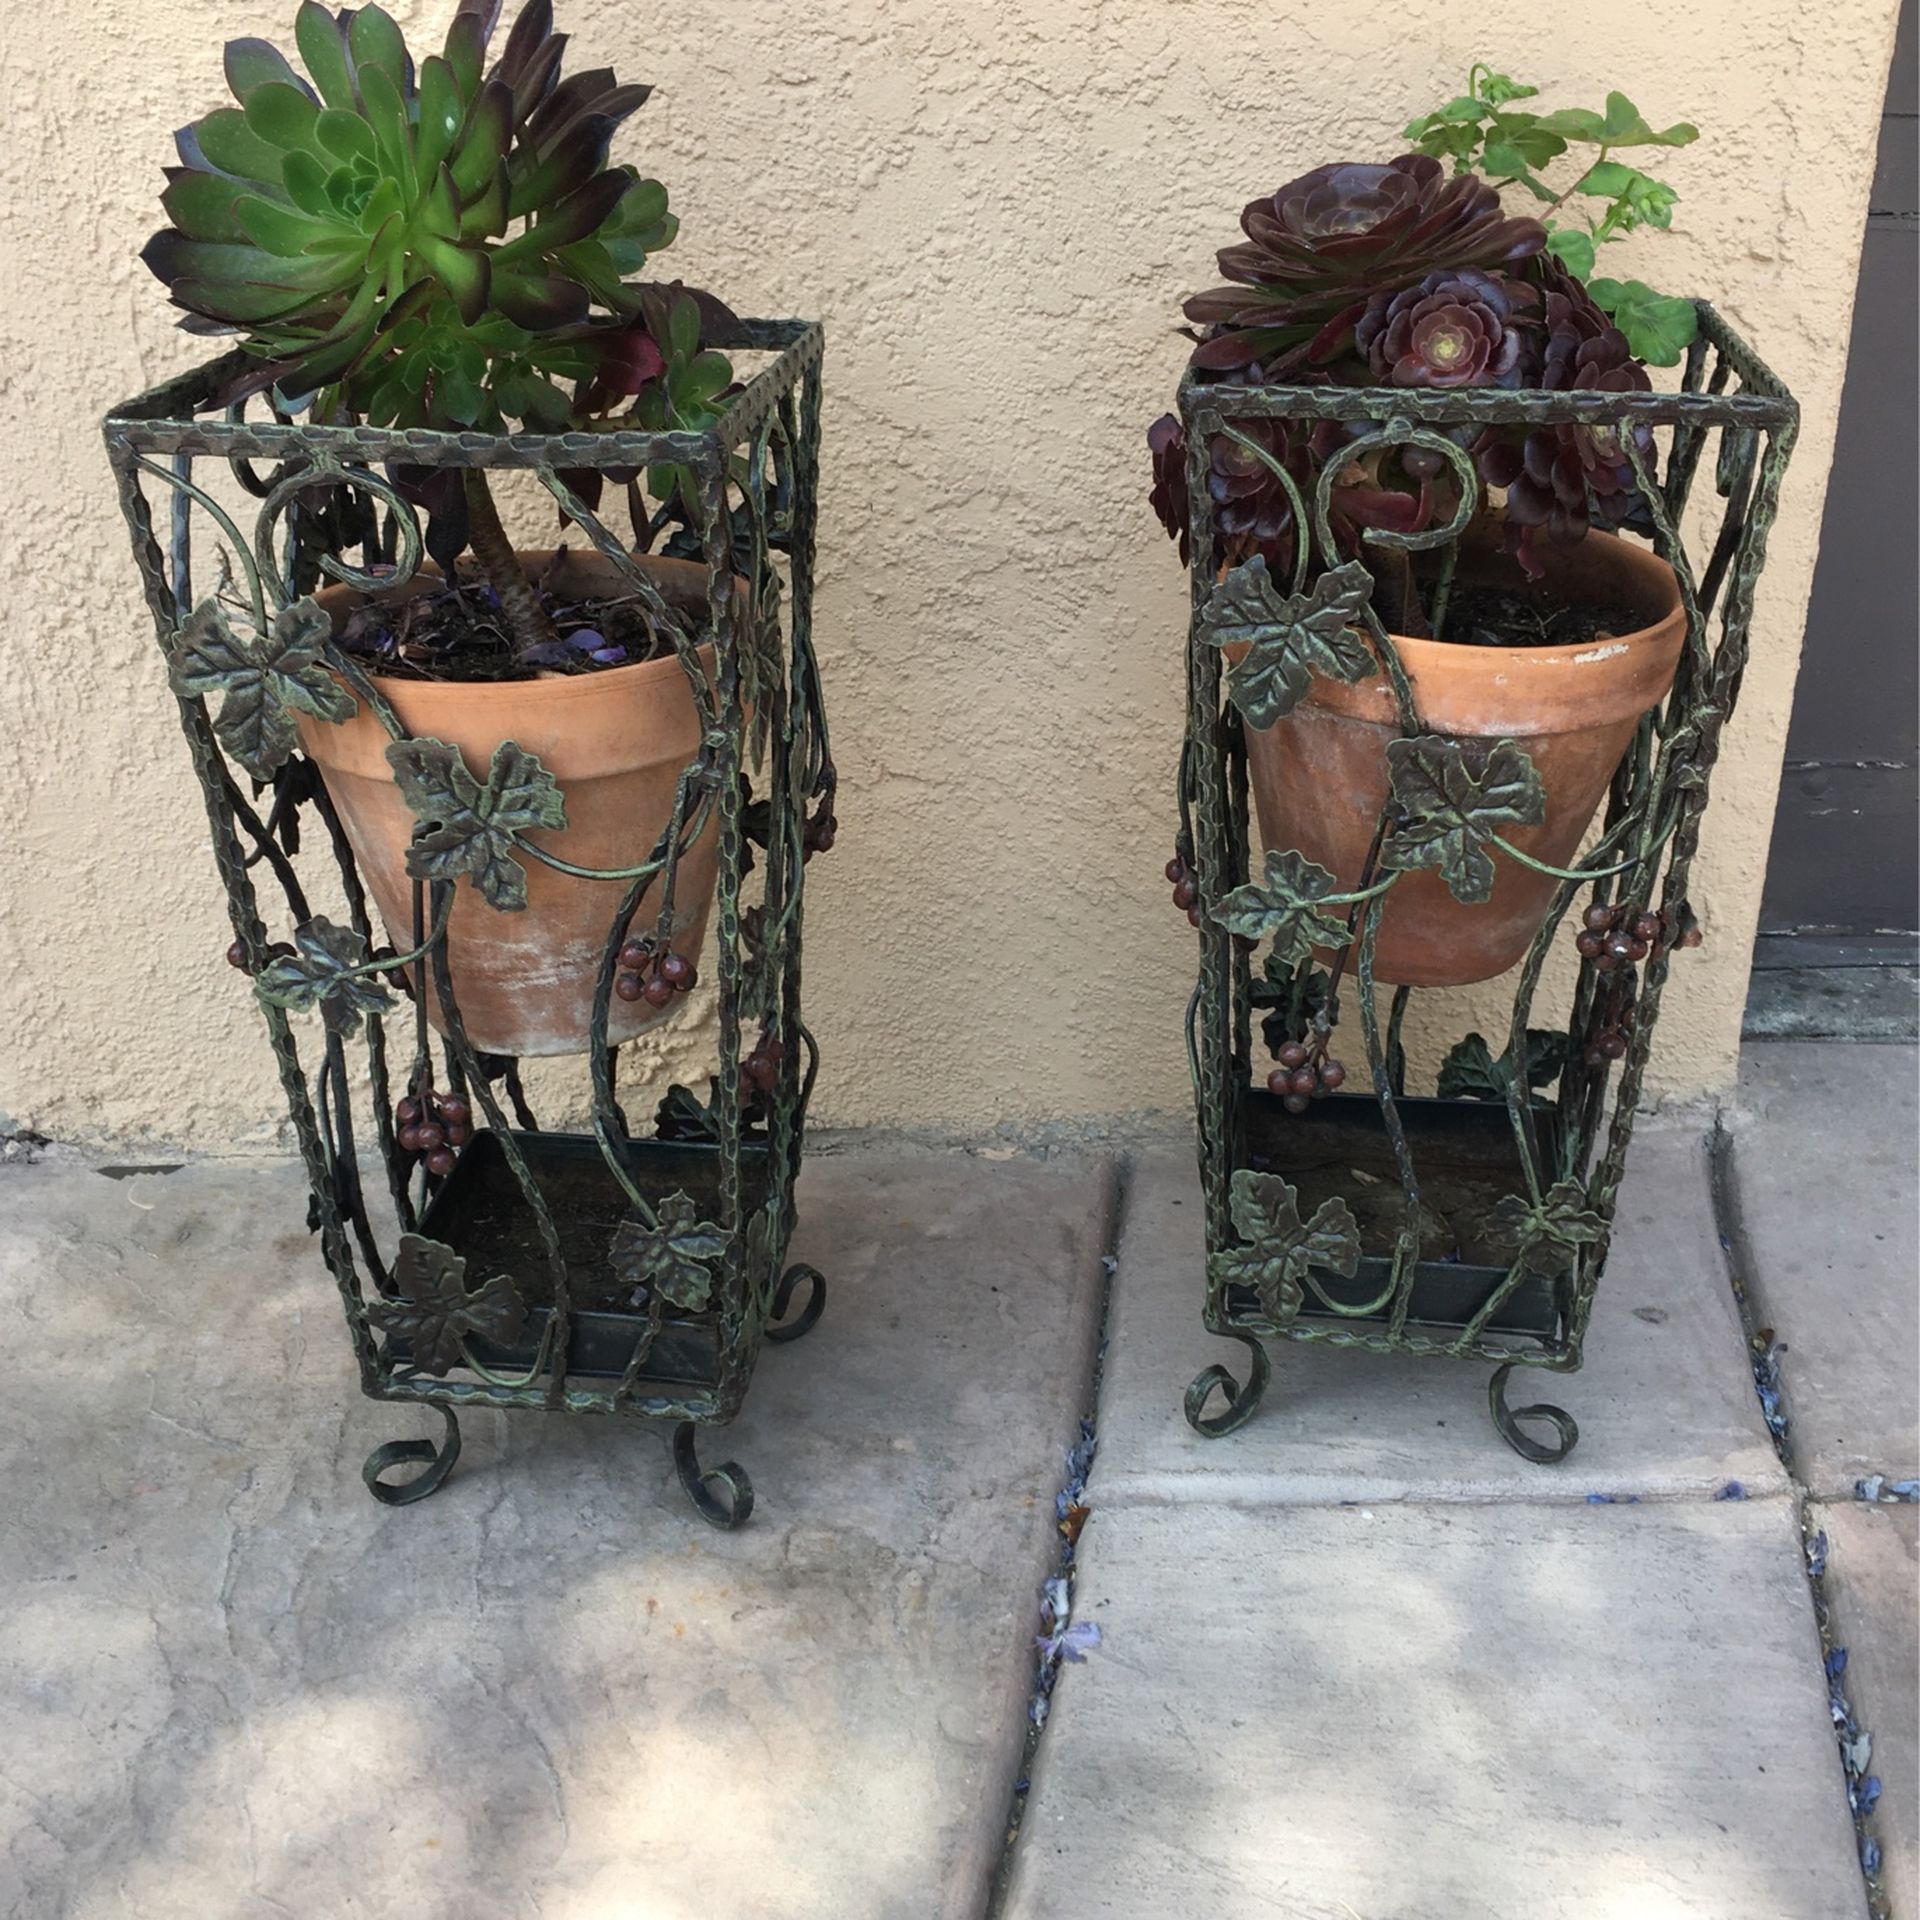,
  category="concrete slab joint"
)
[1721,1043,1920,1497]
